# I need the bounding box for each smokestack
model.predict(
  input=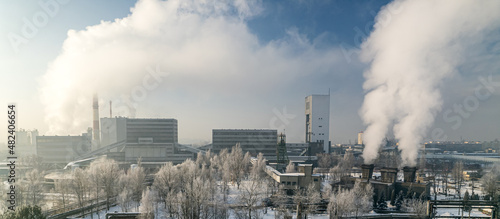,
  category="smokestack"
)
[361,164,374,180]
[93,94,100,142]
[403,166,417,183]
[110,101,112,118]
[380,167,398,183]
